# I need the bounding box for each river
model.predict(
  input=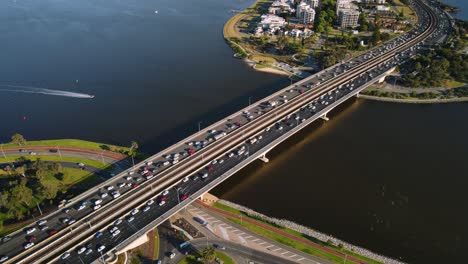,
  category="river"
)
[0,0,466,263]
